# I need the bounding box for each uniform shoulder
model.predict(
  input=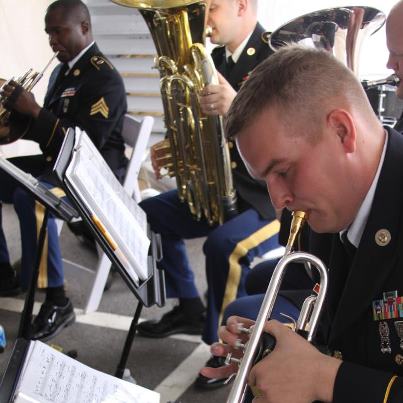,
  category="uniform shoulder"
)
[90,54,116,72]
